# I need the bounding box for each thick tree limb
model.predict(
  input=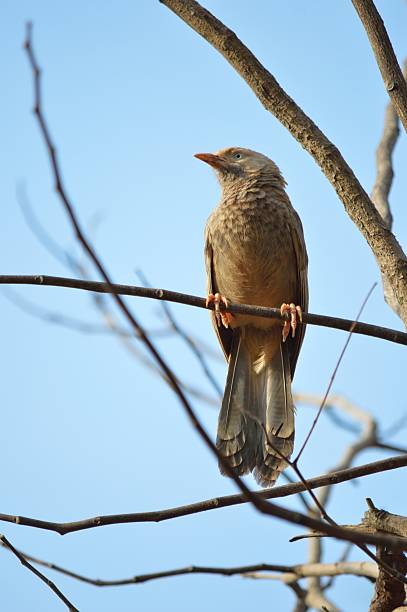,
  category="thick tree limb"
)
[369,546,407,611]
[292,500,407,553]
[0,454,405,535]
[160,0,407,327]
[2,275,407,346]
[364,499,407,539]
[351,0,407,133]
